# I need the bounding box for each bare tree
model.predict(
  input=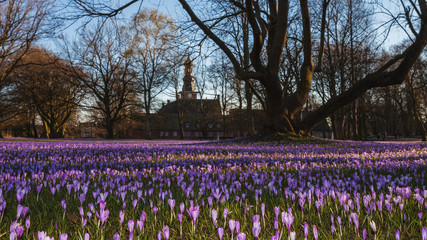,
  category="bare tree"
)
[312,0,376,139]
[65,0,427,136]
[405,57,427,141]
[210,54,235,137]
[64,20,137,139]
[128,8,178,139]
